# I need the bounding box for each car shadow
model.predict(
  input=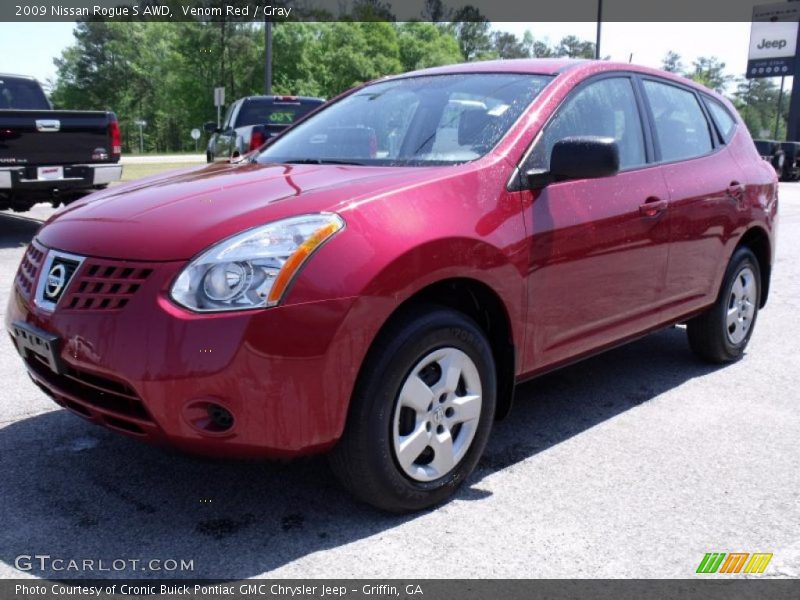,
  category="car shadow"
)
[0,327,721,579]
[0,212,42,250]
